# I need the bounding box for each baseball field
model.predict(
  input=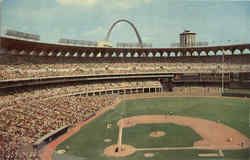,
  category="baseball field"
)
[53,97,250,160]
